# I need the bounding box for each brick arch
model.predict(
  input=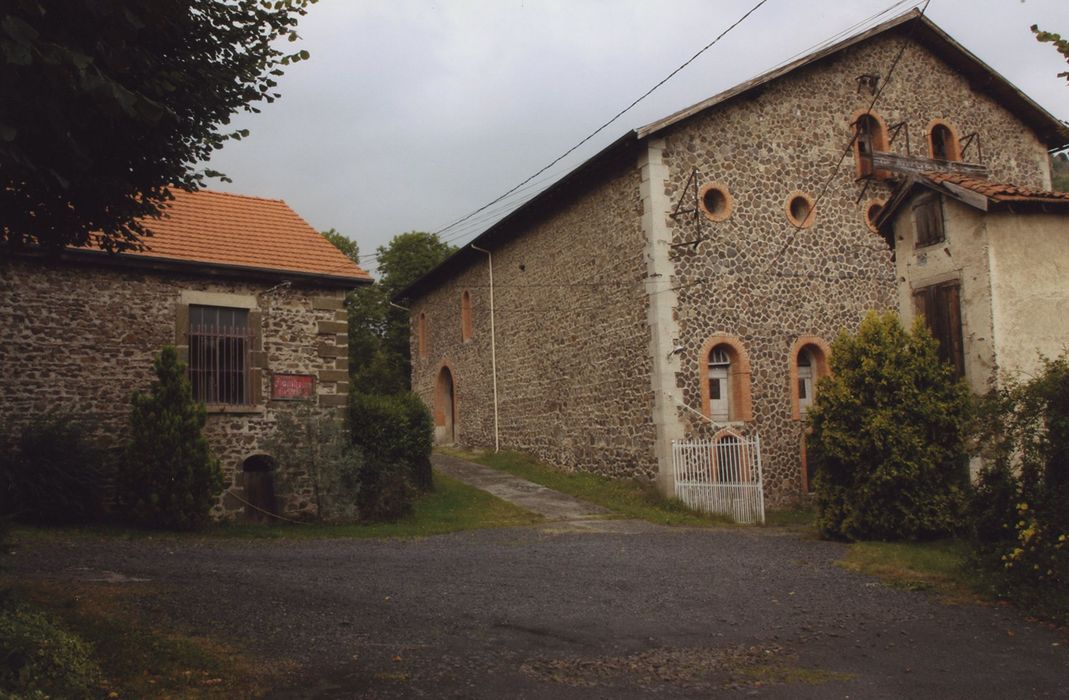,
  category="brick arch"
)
[434,359,459,444]
[699,335,753,422]
[788,336,832,421]
[926,118,962,161]
[849,108,889,179]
